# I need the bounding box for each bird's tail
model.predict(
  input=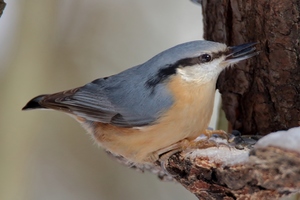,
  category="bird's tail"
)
[22,95,48,110]
[22,87,81,112]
